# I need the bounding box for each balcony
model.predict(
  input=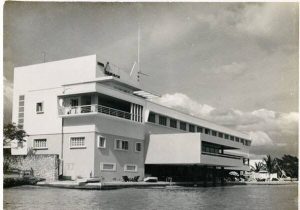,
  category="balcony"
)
[58,104,142,122]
